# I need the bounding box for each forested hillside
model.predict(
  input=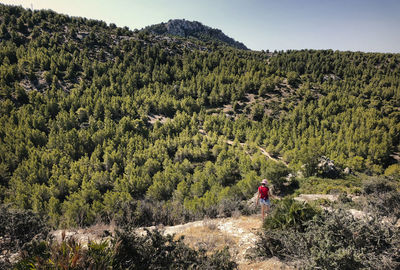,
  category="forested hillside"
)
[0,4,399,230]
[144,19,248,50]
